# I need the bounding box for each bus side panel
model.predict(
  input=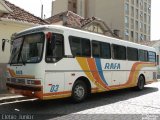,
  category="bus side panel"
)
[110,60,127,86]
[44,72,65,94]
